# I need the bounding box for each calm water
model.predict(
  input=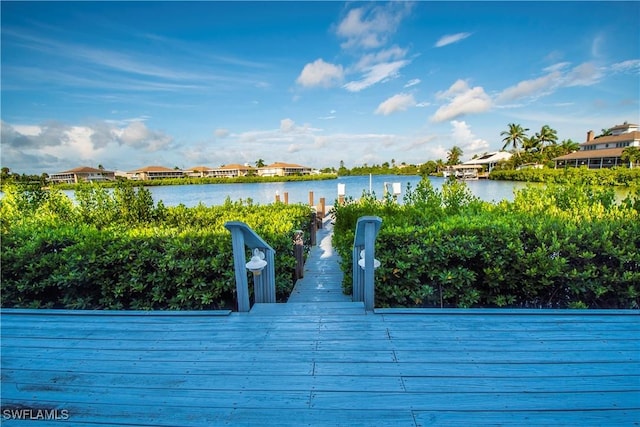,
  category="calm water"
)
[139,175,531,207]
